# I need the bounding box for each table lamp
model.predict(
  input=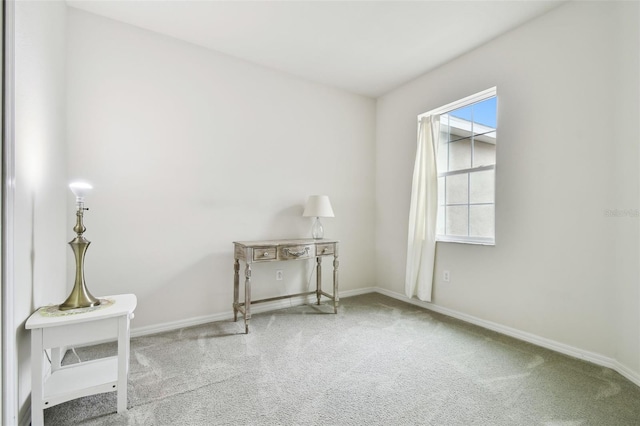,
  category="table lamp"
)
[59,182,101,310]
[302,195,334,239]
